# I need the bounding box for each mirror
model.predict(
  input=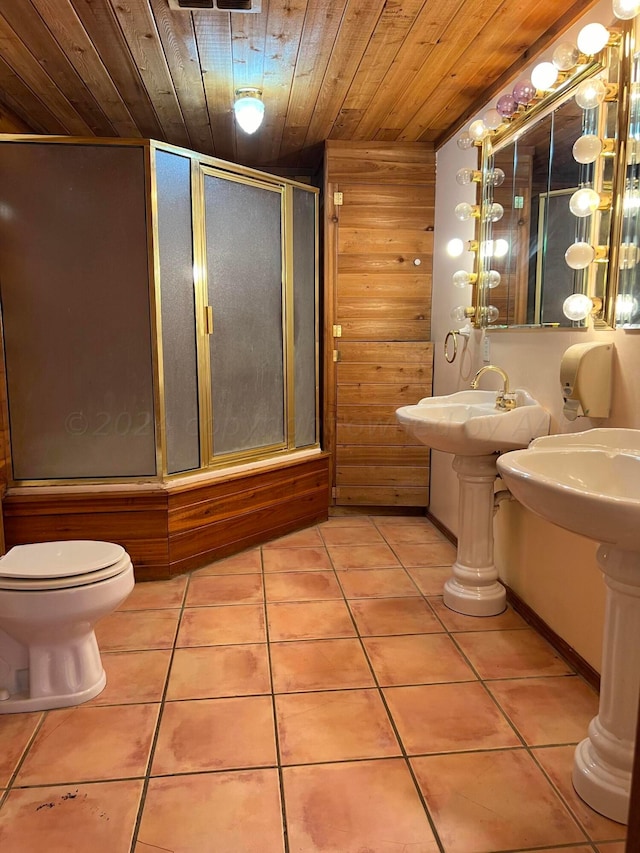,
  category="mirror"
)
[474,25,628,329]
